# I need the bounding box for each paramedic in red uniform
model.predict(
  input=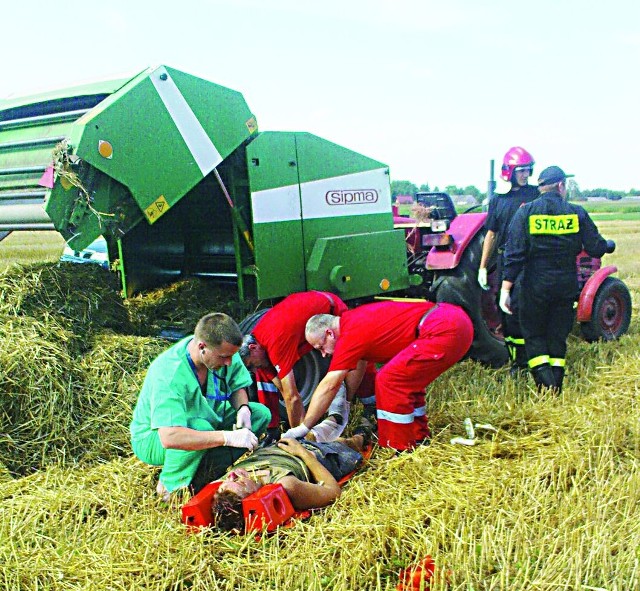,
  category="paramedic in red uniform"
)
[283,300,474,451]
[239,291,376,431]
